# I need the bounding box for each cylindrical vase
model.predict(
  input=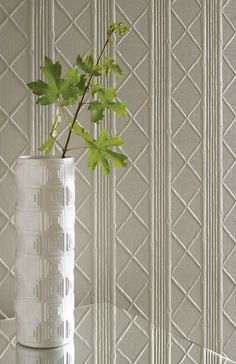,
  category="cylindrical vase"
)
[15,156,75,348]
